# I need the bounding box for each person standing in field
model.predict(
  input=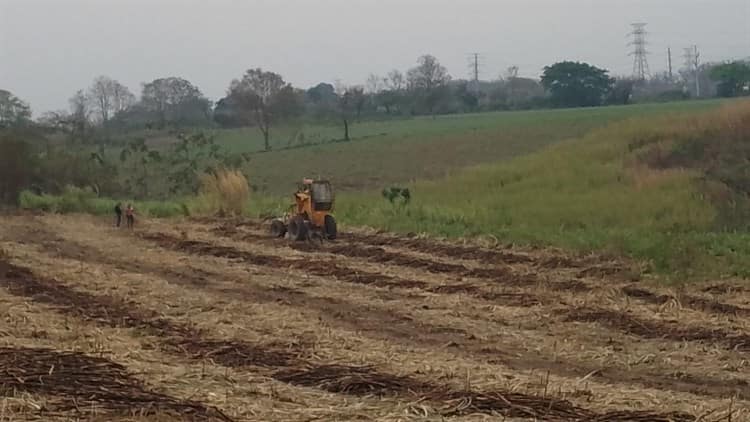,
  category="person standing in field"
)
[125,204,135,229]
[114,202,123,228]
